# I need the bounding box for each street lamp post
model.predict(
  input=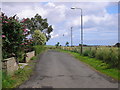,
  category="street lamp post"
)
[71,7,83,54]
[71,27,73,47]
